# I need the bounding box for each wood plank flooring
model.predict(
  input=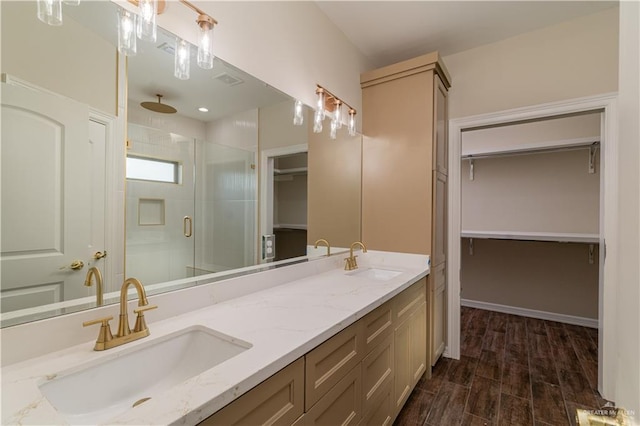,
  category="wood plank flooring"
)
[394,307,607,426]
